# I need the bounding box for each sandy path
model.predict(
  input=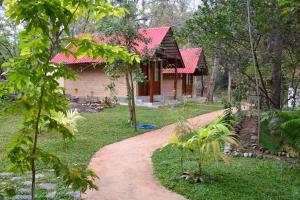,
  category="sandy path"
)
[83,109,225,200]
